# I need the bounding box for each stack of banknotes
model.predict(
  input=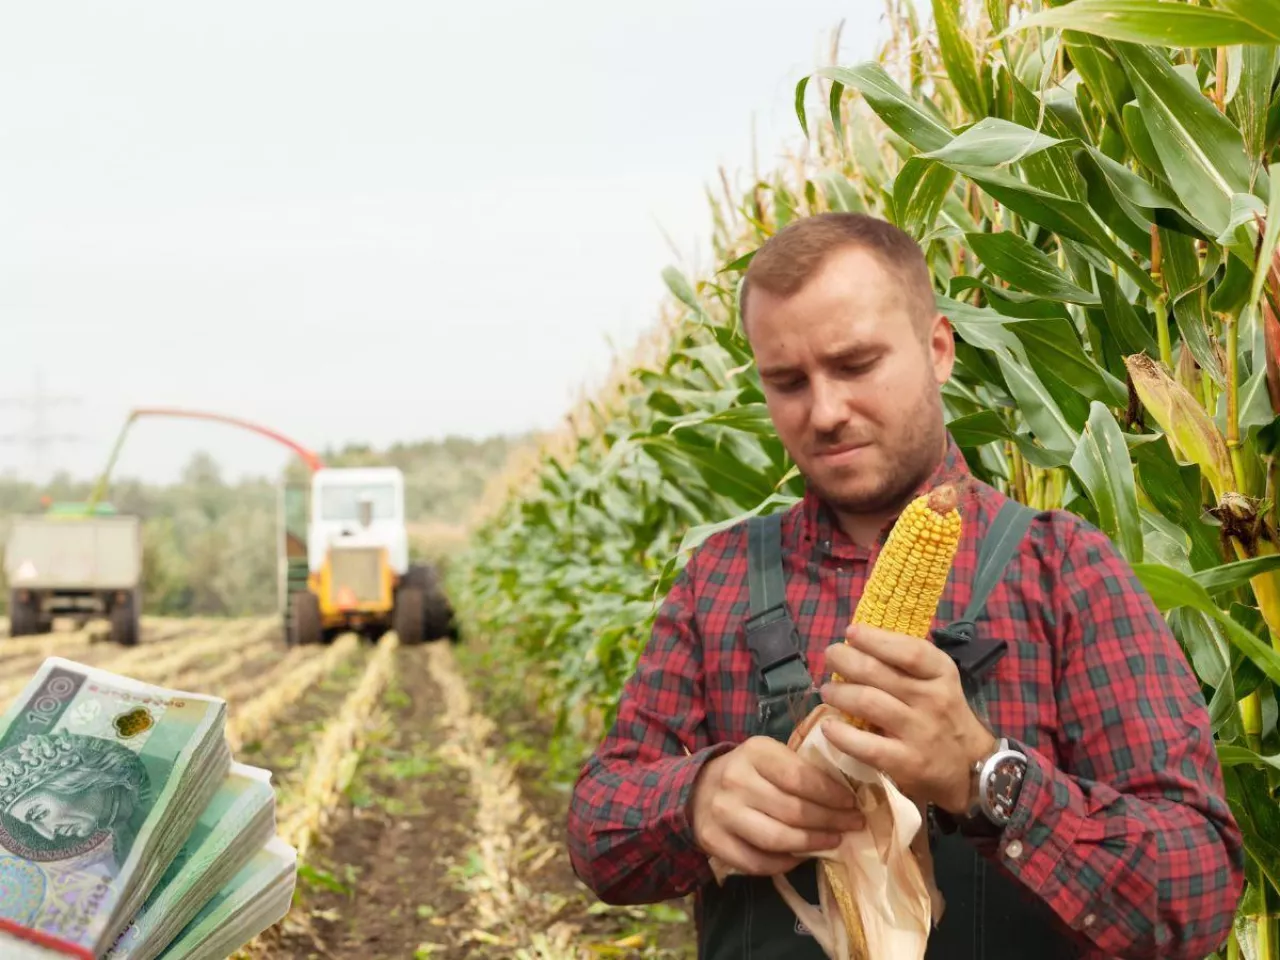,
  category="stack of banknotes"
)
[0,657,297,960]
